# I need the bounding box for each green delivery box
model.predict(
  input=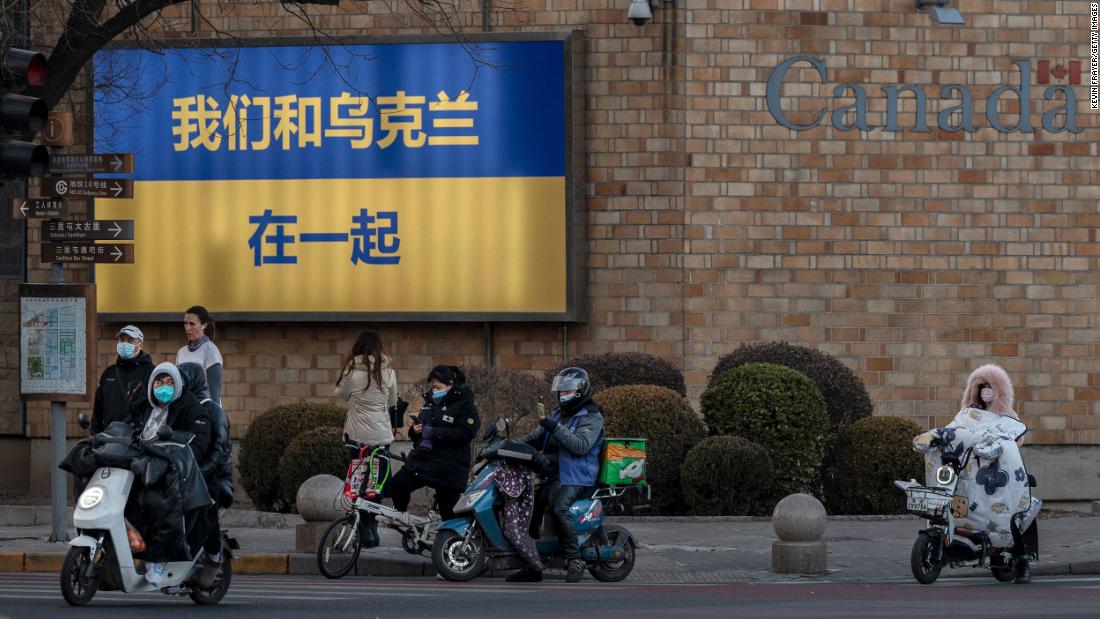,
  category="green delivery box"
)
[599,438,648,486]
